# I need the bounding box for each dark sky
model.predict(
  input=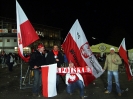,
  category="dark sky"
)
[1,0,133,49]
